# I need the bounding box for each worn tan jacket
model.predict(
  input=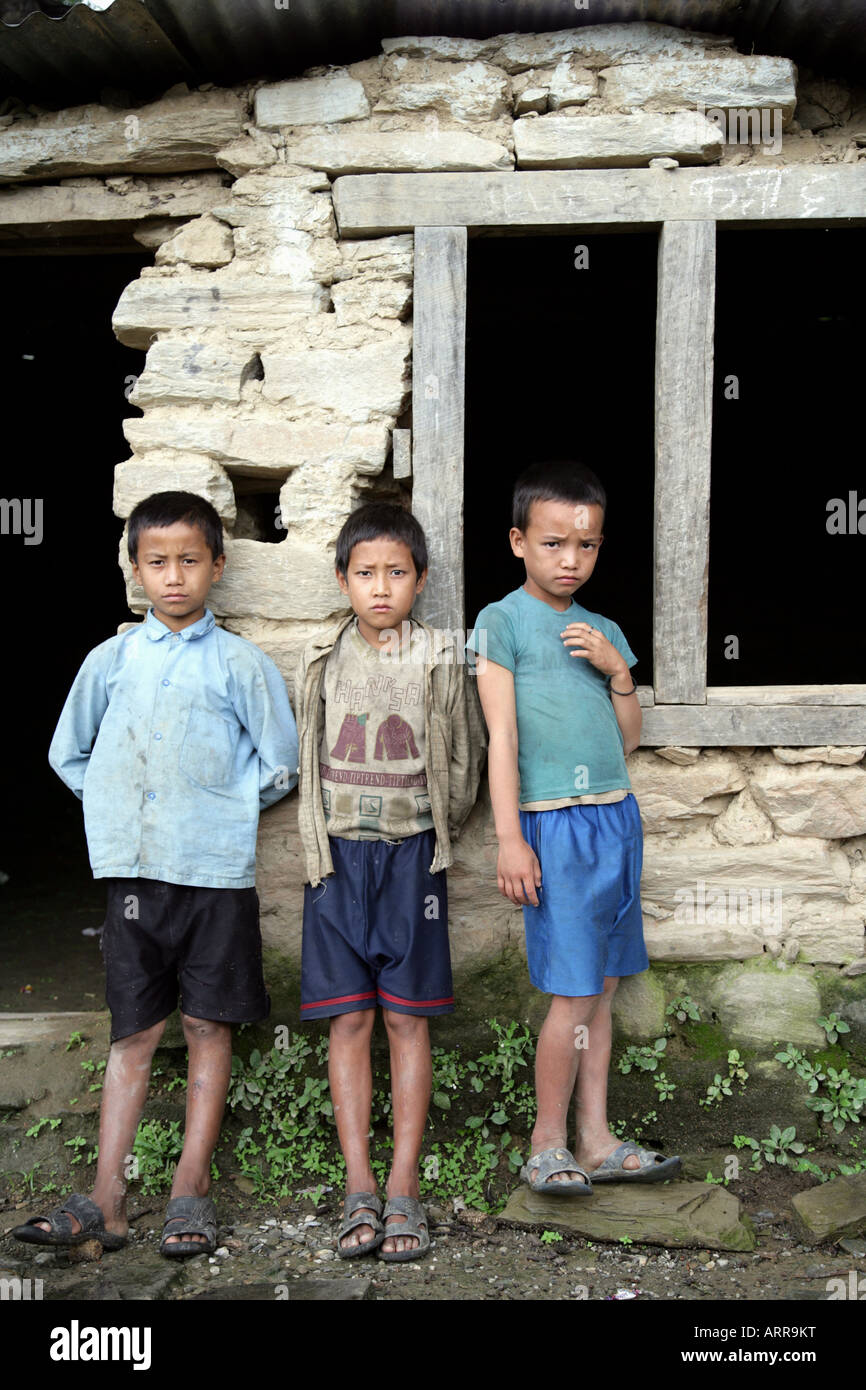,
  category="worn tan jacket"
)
[294,613,487,886]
